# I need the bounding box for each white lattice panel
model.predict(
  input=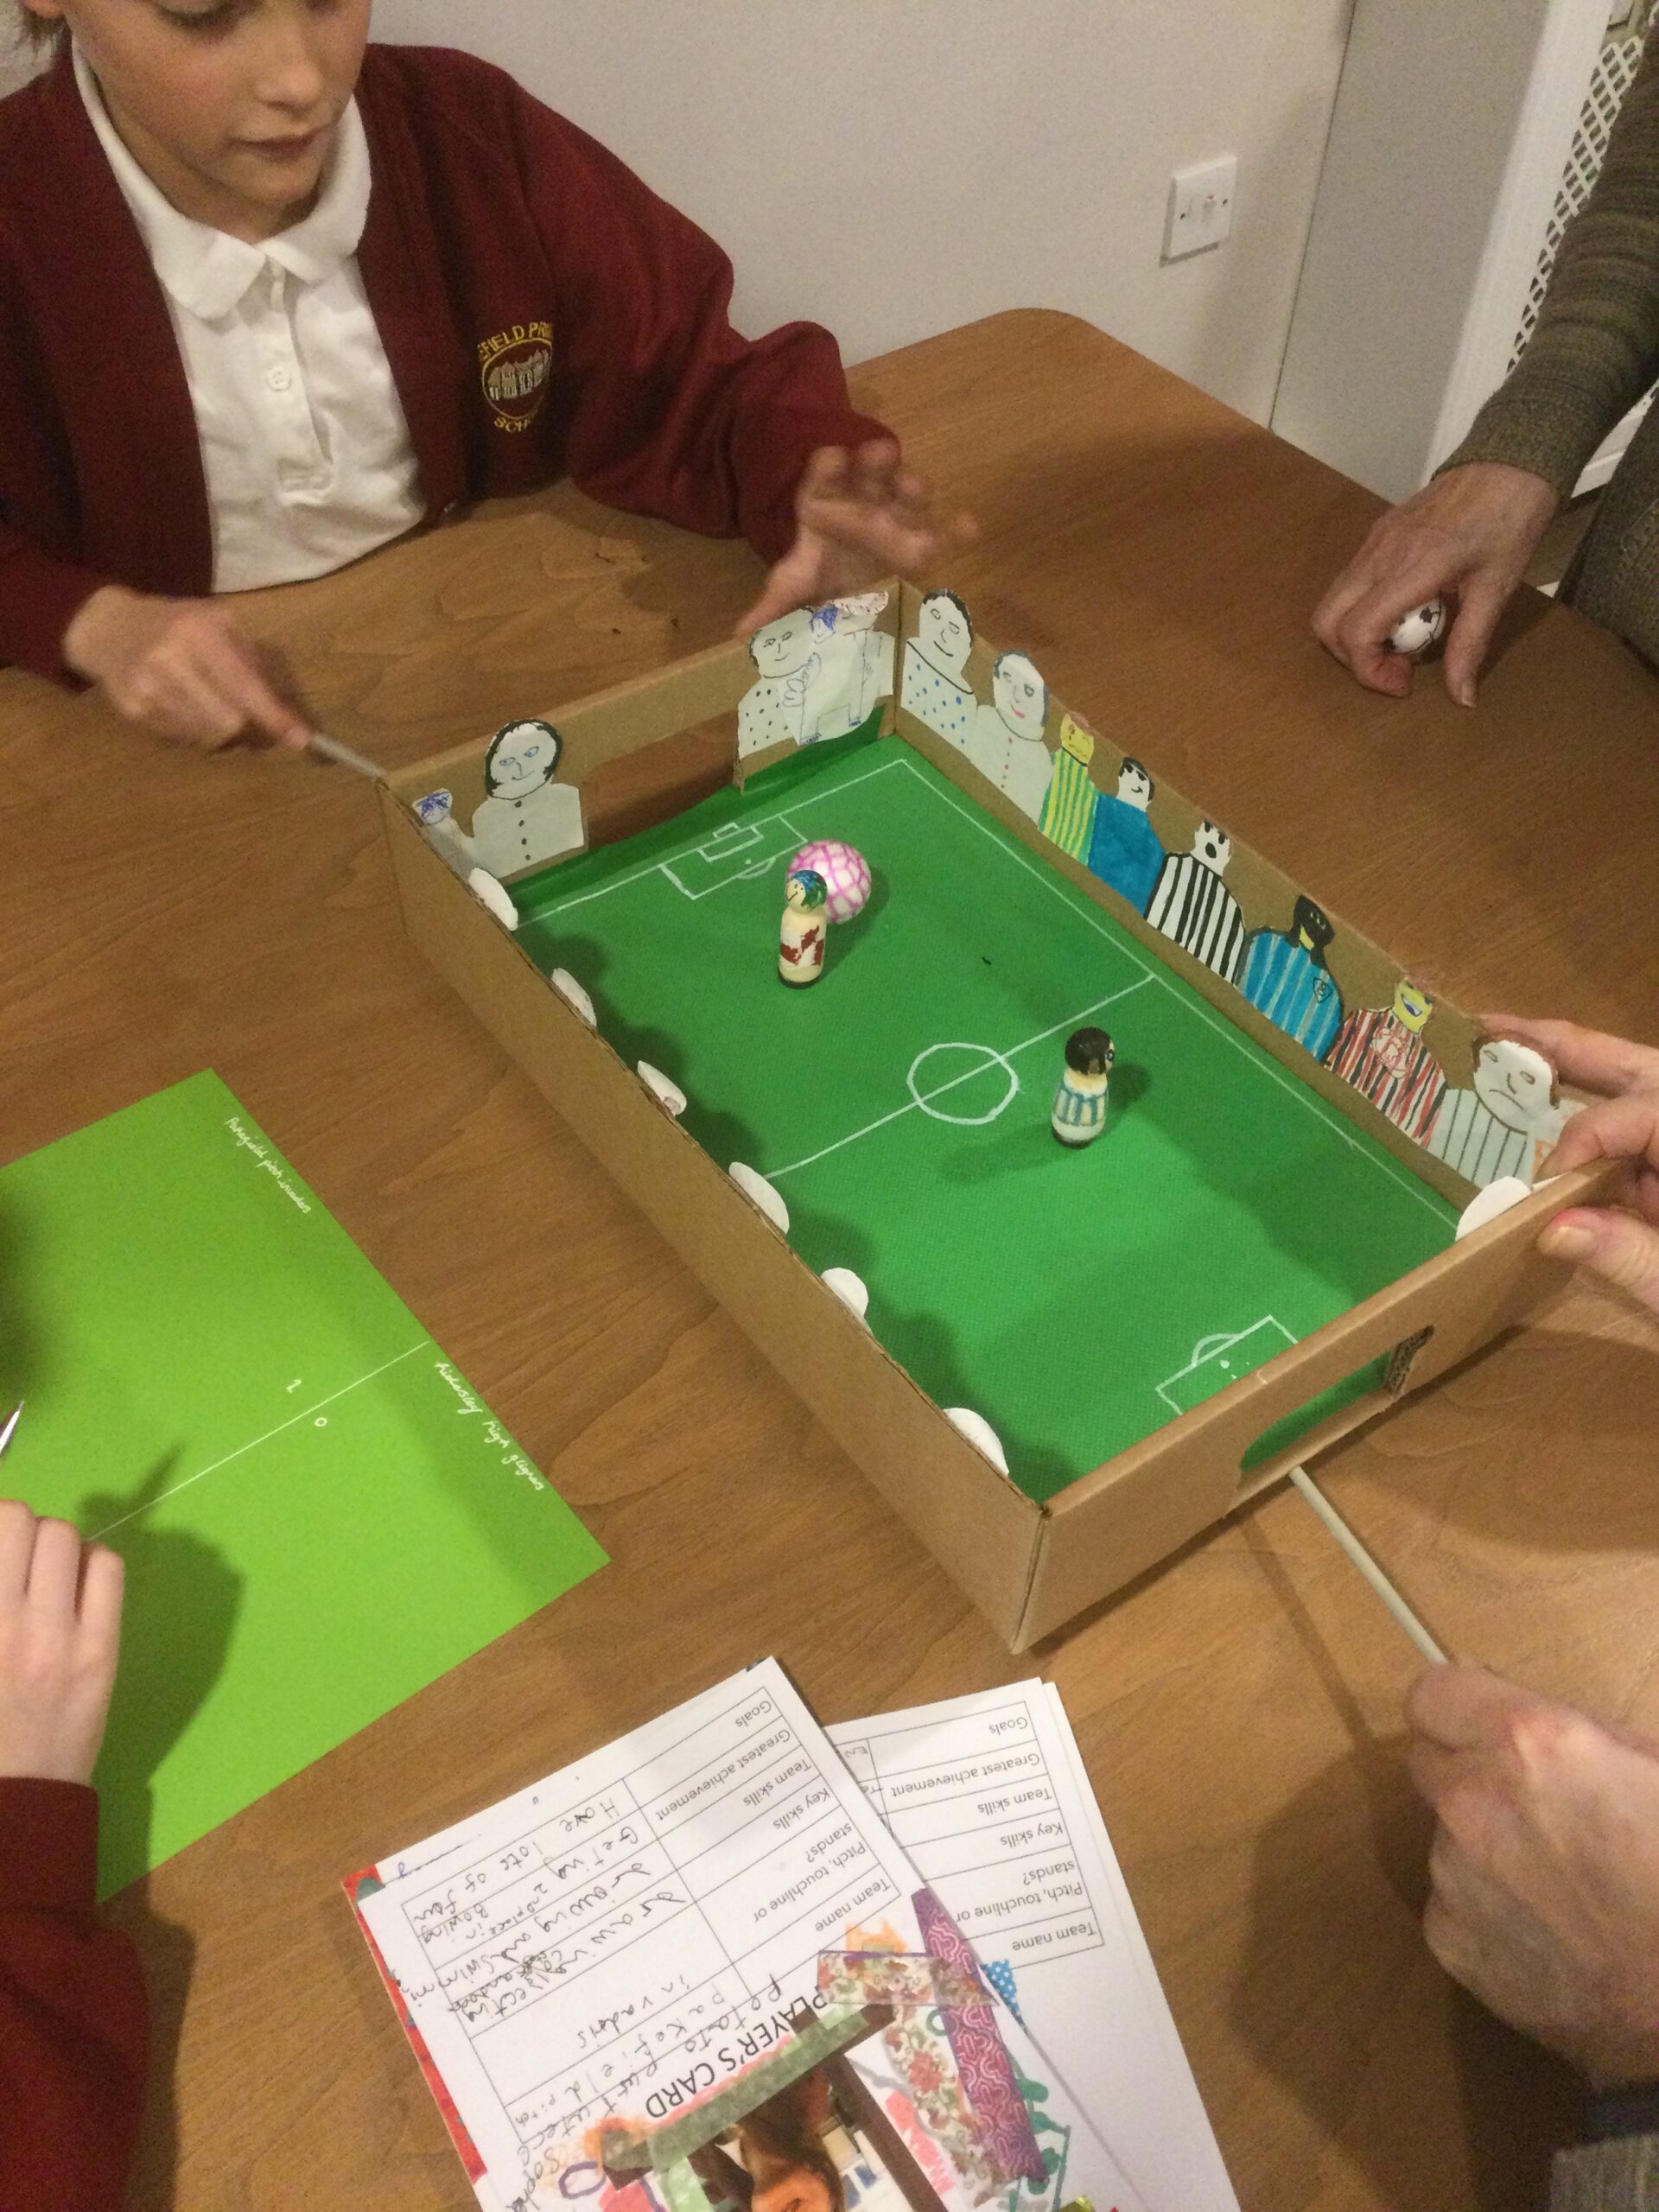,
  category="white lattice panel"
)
[1510,10,1656,365]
